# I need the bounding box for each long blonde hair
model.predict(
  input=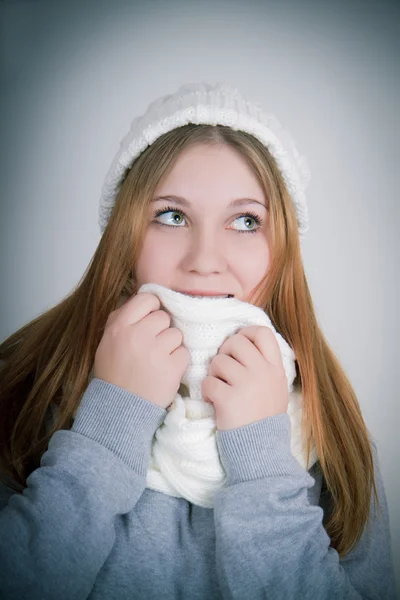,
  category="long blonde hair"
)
[0,123,380,558]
